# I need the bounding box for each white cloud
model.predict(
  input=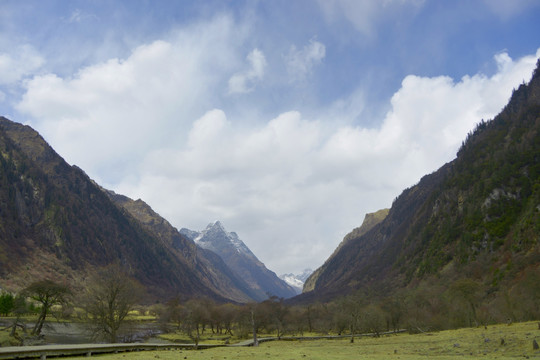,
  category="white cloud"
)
[317,0,425,37]
[14,13,540,275]
[117,49,539,273]
[188,109,229,149]
[483,0,540,20]
[17,15,244,182]
[228,48,267,94]
[68,9,83,23]
[0,45,44,85]
[65,8,99,24]
[285,39,326,82]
